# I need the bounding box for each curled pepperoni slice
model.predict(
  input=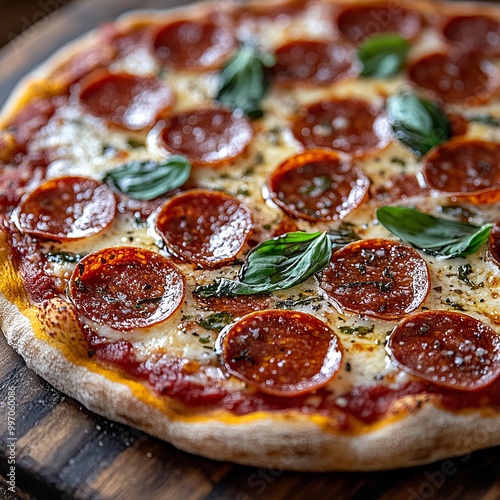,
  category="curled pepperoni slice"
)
[153,20,236,71]
[158,109,253,167]
[219,310,343,397]
[272,40,357,86]
[268,150,369,221]
[79,70,175,131]
[488,222,500,268]
[17,176,116,241]
[320,239,430,320]
[408,52,499,105]
[388,311,500,391]
[155,189,253,269]
[292,98,391,158]
[423,139,500,204]
[69,247,185,330]
[337,3,422,43]
[443,16,500,56]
